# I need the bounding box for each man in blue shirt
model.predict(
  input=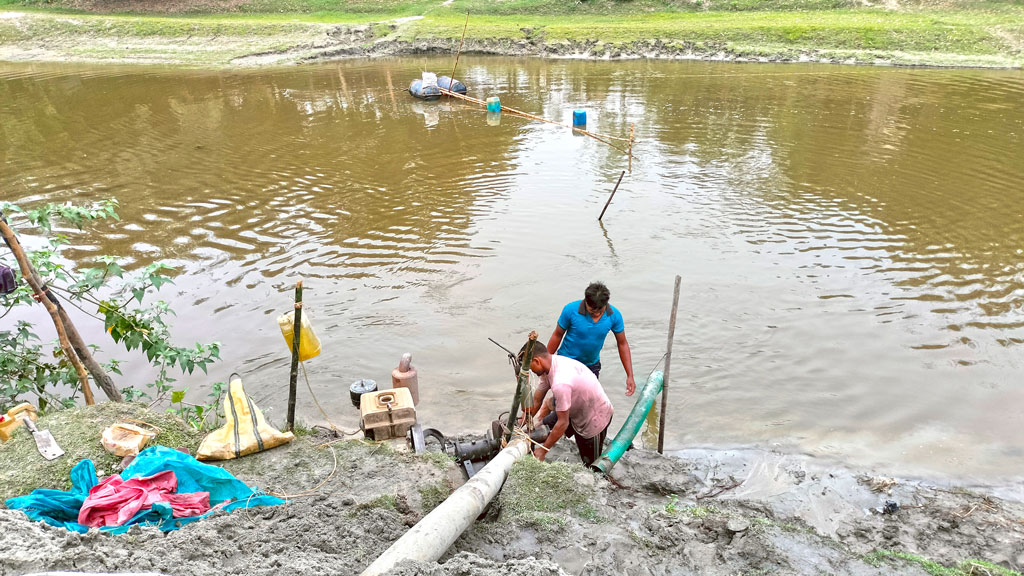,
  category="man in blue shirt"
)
[547,282,636,397]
